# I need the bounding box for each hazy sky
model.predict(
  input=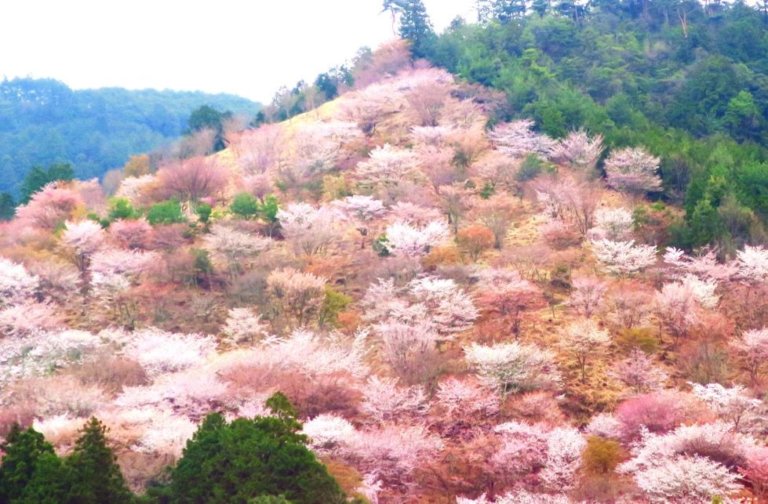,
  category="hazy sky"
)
[0,0,476,103]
